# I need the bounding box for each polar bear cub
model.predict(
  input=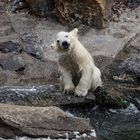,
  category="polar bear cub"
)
[51,28,102,96]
